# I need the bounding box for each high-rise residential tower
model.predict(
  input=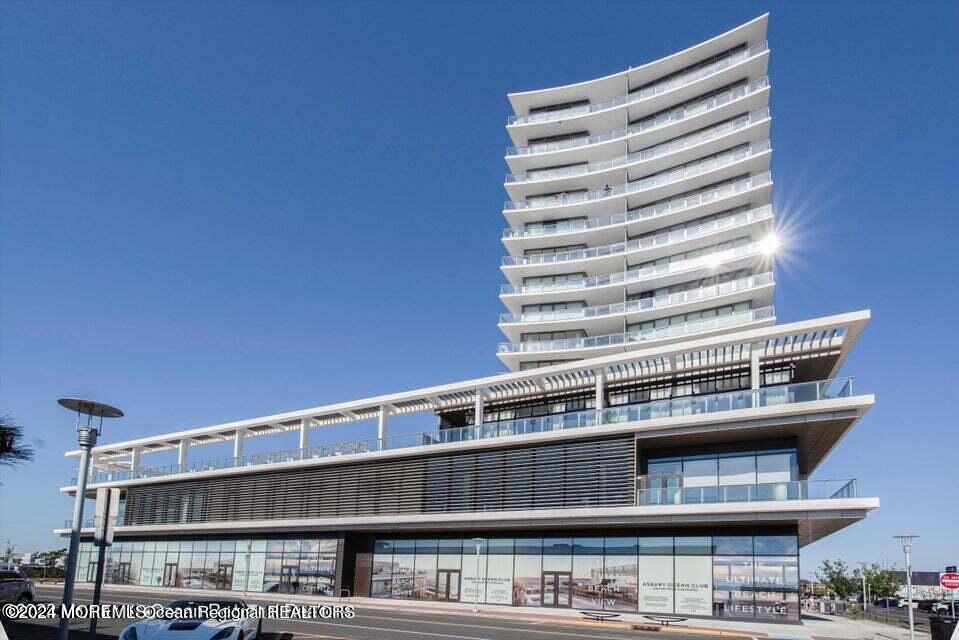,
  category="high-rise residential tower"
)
[499,15,773,371]
[58,15,878,624]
